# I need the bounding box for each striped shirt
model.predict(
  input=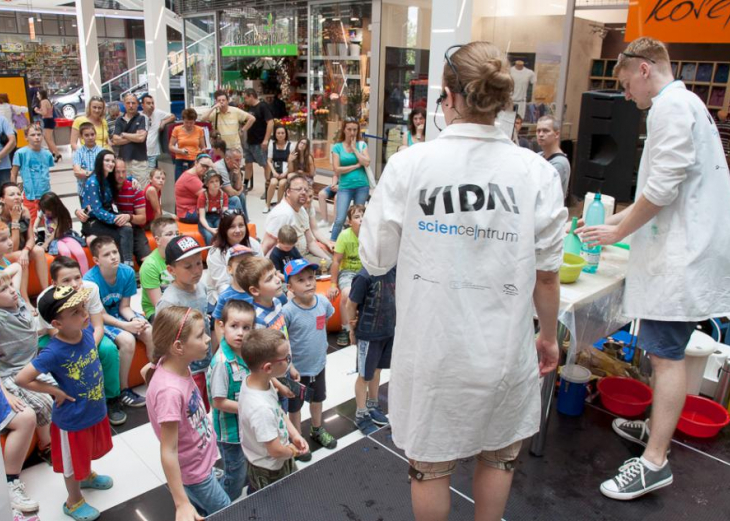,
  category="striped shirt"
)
[207,339,250,443]
[253,297,288,338]
[0,295,38,377]
[116,179,145,215]
[72,145,103,196]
